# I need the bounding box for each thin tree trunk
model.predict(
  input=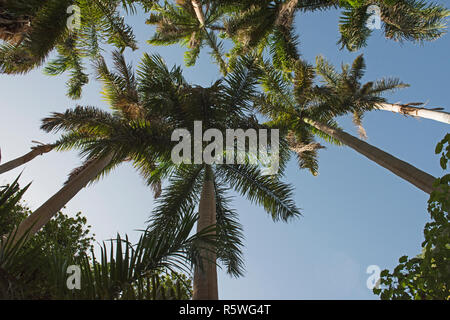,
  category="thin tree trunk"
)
[0,145,53,175]
[376,103,450,124]
[304,118,437,194]
[191,0,206,26]
[10,153,114,244]
[193,165,218,300]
